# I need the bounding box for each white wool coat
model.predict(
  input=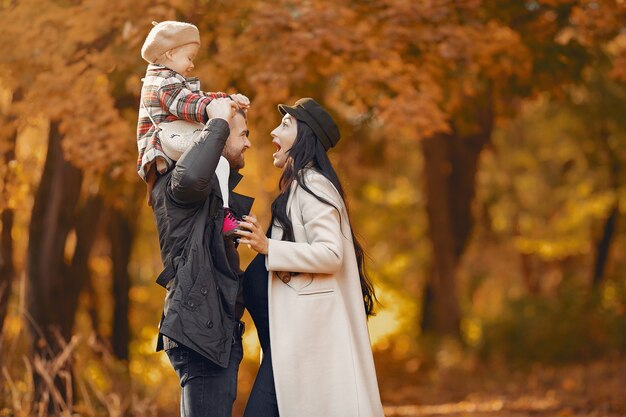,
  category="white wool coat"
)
[266,169,385,417]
